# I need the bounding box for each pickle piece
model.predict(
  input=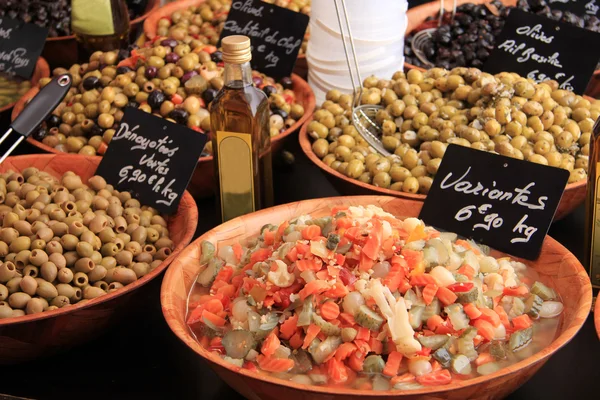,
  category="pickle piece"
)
[456,287,479,304]
[222,330,256,359]
[530,281,556,301]
[197,257,223,287]
[422,298,441,322]
[451,354,472,375]
[341,327,357,342]
[363,355,385,373]
[199,240,216,264]
[509,327,533,352]
[445,303,470,330]
[355,304,384,331]
[489,341,507,360]
[313,313,341,336]
[524,294,543,319]
[418,334,449,350]
[458,327,478,361]
[432,347,452,368]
